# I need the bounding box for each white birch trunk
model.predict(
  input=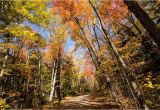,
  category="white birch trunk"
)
[0,54,8,77]
[49,65,57,102]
